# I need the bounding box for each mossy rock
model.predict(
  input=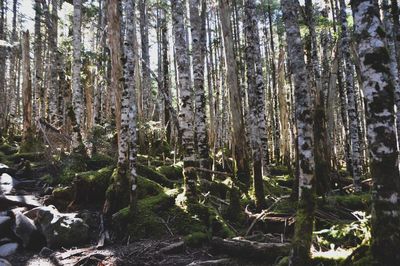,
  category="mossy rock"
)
[112,192,175,239]
[0,143,18,155]
[276,175,294,188]
[327,194,371,210]
[59,153,89,184]
[149,139,171,157]
[137,175,164,199]
[75,166,115,201]
[137,163,175,188]
[8,152,45,164]
[86,153,115,170]
[156,165,183,180]
[0,151,11,165]
[269,165,290,176]
[19,138,45,153]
